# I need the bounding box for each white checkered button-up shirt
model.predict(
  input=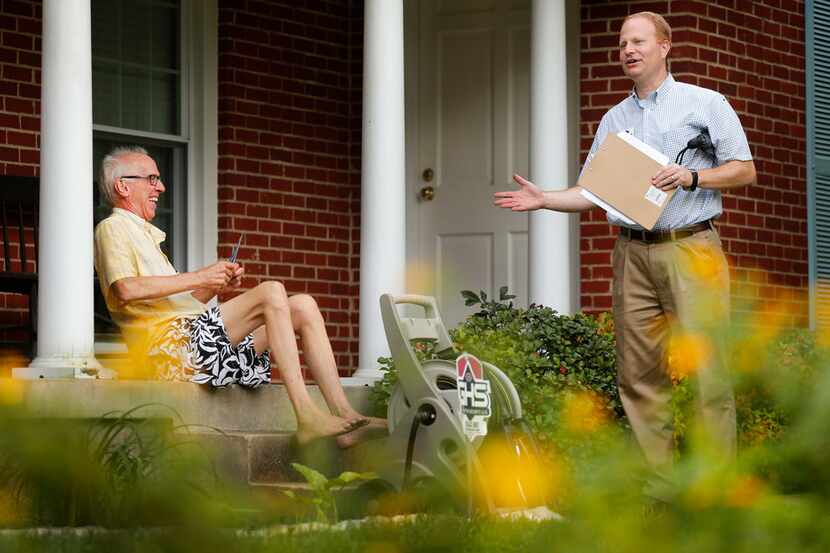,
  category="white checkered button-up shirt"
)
[582,74,753,231]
